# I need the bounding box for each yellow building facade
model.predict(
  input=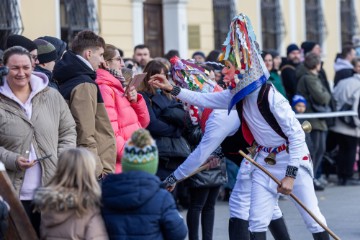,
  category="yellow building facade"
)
[3,0,360,80]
